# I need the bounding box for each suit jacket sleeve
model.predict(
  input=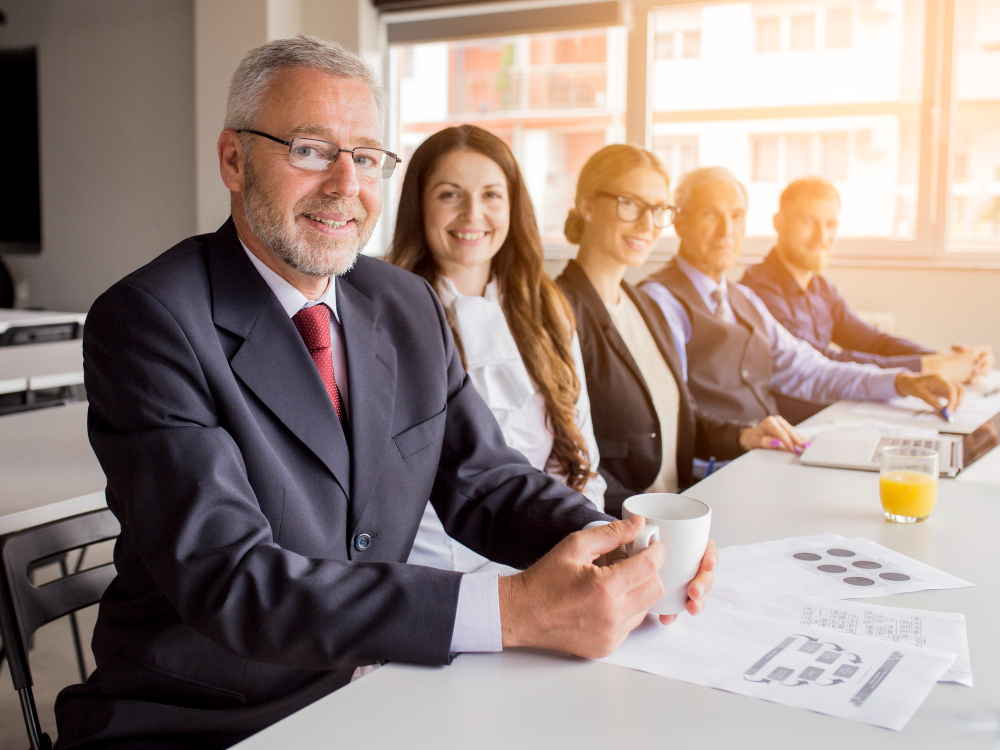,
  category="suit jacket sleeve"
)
[85,280,605,674]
